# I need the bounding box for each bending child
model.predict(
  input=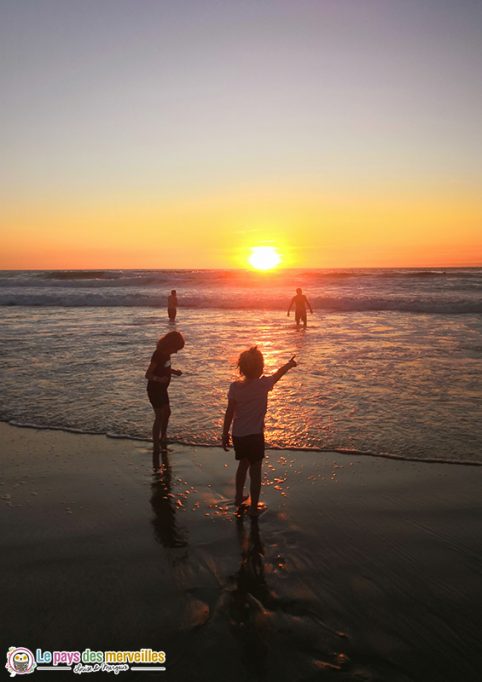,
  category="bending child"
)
[145,331,184,451]
[222,346,297,517]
